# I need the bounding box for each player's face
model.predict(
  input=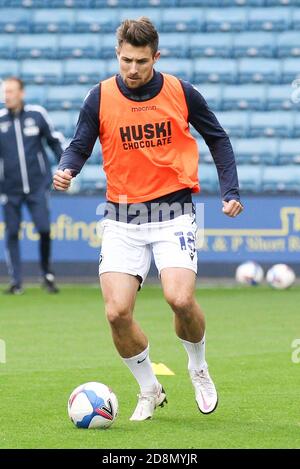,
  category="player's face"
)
[117,42,160,89]
[3,80,24,111]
